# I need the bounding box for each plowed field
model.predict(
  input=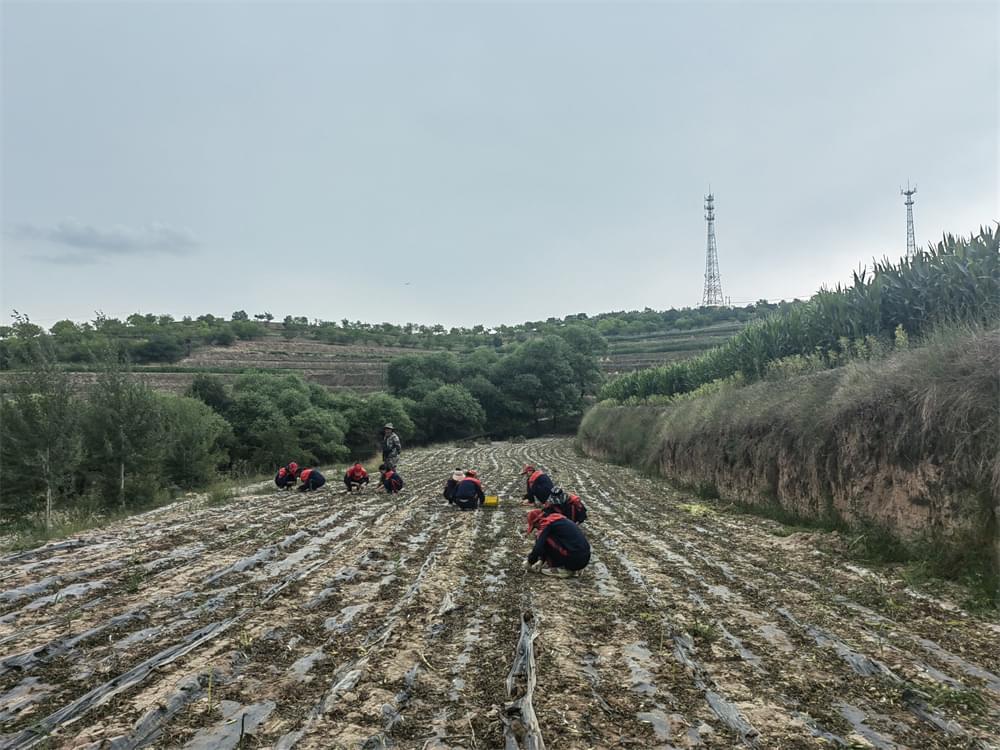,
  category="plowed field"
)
[2,439,998,749]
